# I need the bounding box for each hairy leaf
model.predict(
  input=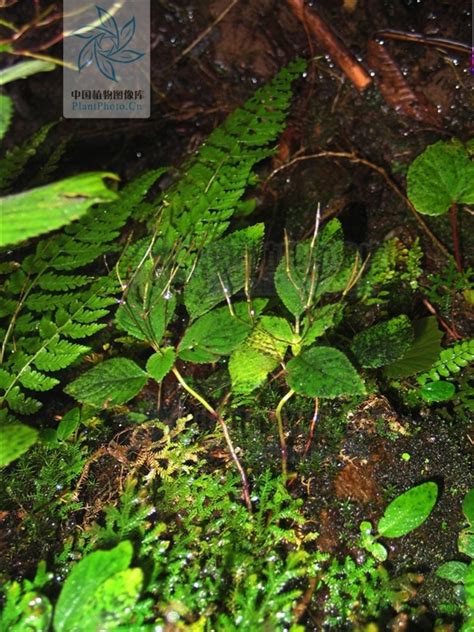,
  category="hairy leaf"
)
[184,224,264,320]
[146,348,176,382]
[407,139,474,215]
[286,346,365,398]
[65,358,148,408]
[274,219,344,317]
[178,300,267,363]
[352,315,414,369]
